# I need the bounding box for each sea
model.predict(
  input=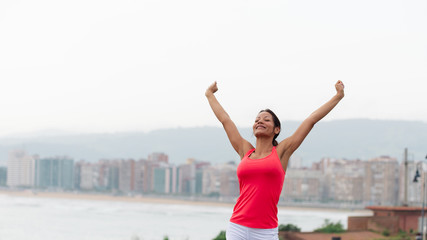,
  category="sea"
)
[0,194,370,240]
